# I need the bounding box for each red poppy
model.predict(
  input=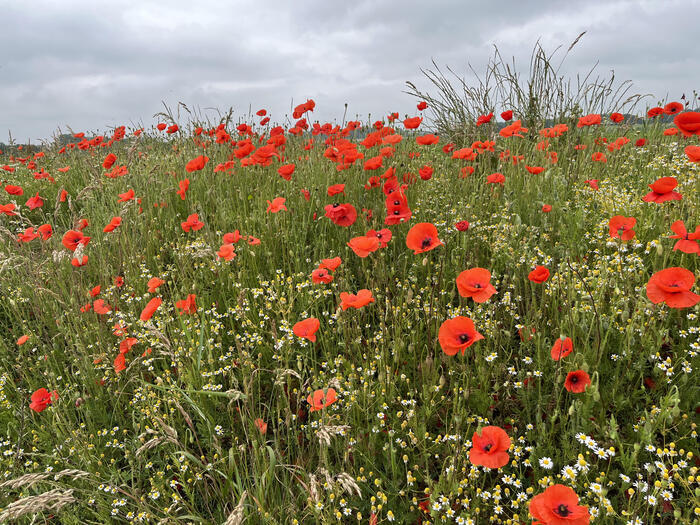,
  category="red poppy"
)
[324,203,357,227]
[103,216,122,233]
[327,183,345,196]
[455,220,470,231]
[71,255,88,267]
[541,204,552,213]
[528,266,550,283]
[646,267,699,308]
[140,297,162,321]
[320,257,342,272]
[175,294,197,315]
[339,289,375,310]
[277,164,295,181]
[255,418,268,435]
[610,112,624,123]
[93,299,112,315]
[669,220,700,254]
[591,152,607,163]
[118,188,135,202]
[301,188,310,201]
[26,192,44,210]
[418,165,433,180]
[664,102,683,115]
[673,111,700,136]
[551,337,573,361]
[529,484,590,525]
[608,216,636,240]
[366,228,392,248]
[30,388,58,413]
[384,191,412,225]
[526,165,544,175]
[647,107,664,118]
[185,155,210,172]
[486,172,505,185]
[62,230,90,251]
[217,244,236,261]
[181,213,204,232]
[469,426,511,469]
[147,277,165,293]
[564,370,591,393]
[307,388,337,412]
[266,197,287,213]
[403,117,422,129]
[685,145,700,163]
[635,138,647,147]
[577,114,601,127]
[17,227,39,243]
[347,235,380,257]
[293,317,320,342]
[176,179,189,200]
[642,177,682,203]
[438,316,484,356]
[476,112,493,126]
[417,101,428,110]
[500,110,513,121]
[156,123,167,131]
[456,268,497,303]
[406,222,443,254]
[103,153,117,169]
[4,184,23,196]
[223,230,242,244]
[416,134,439,145]
[311,267,333,284]
[584,179,599,191]
[17,334,29,346]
